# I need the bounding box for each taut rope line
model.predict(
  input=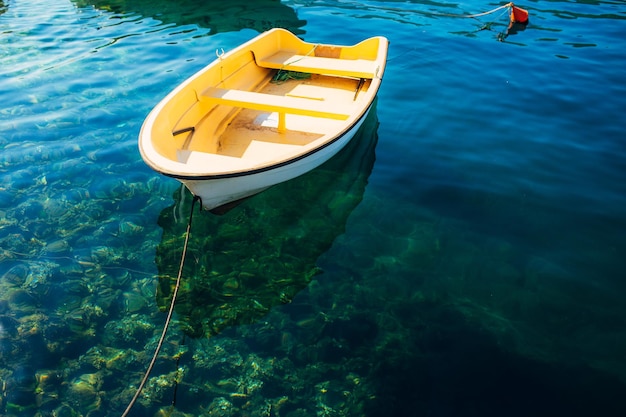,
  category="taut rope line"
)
[435,2,513,19]
[121,195,201,417]
[342,1,526,22]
